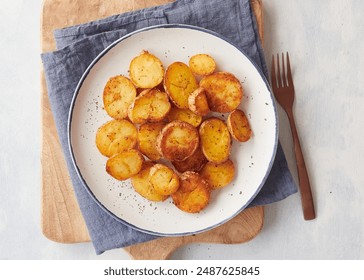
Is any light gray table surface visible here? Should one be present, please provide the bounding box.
[0,0,363,260]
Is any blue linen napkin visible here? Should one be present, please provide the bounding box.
[41,0,297,255]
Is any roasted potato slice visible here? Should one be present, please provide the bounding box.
[199,118,231,163]
[200,159,235,189]
[172,146,207,173]
[129,51,164,88]
[128,89,171,124]
[189,54,216,76]
[164,62,198,108]
[166,106,202,127]
[149,163,180,195]
[171,171,210,213]
[131,161,168,202]
[227,109,252,142]
[106,149,145,181]
[188,87,210,116]
[138,122,165,160]
[95,119,138,157]
[156,120,199,162]
[200,71,243,113]
[103,75,137,120]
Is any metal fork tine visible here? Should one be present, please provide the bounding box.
[276,53,283,88]
[281,53,287,87]
[286,52,293,88]
[271,54,277,88]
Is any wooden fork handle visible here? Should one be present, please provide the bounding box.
[286,109,316,220]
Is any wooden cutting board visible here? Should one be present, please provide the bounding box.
[40,0,265,260]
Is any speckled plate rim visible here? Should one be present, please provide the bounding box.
[68,23,278,237]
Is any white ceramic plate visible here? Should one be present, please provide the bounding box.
[68,24,278,236]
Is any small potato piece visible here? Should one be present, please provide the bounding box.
[131,161,168,202]
[157,121,199,162]
[172,146,207,173]
[171,171,210,213]
[128,89,171,124]
[103,75,136,119]
[189,54,216,76]
[164,62,199,109]
[200,72,243,113]
[167,106,202,127]
[200,159,235,189]
[129,51,164,88]
[199,118,231,163]
[95,119,138,157]
[106,149,144,181]
[149,163,180,195]
[227,109,252,142]
[188,87,210,116]
[138,122,165,160]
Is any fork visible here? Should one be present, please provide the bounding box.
[271,52,316,220]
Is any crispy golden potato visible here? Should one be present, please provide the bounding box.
[95,119,138,158]
[156,121,199,162]
[171,171,210,213]
[97,50,251,214]
[129,51,164,88]
[138,122,165,160]
[103,75,136,120]
[106,149,145,181]
[172,146,207,173]
[200,72,243,113]
[227,109,252,142]
[149,163,180,195]
[188,87,210,116]
[189,54,216,76]
[199,118,231,163]
[166,106,202,127]
[164,62,198,109]
[128,89,171,124]
[200,159,235,189]
[131,161,168,202]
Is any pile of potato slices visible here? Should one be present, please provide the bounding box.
[95,50,252,214]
